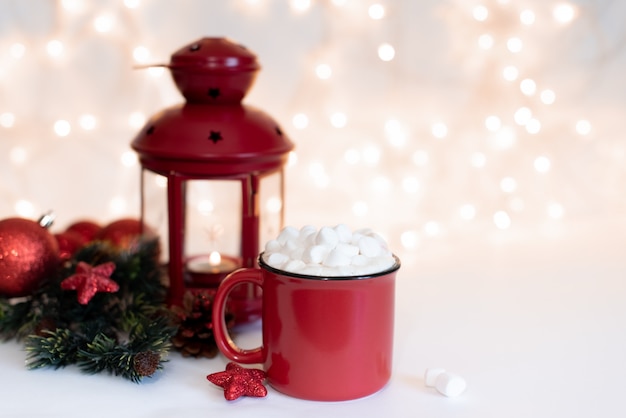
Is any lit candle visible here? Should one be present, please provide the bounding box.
[213,251,237,272]
[186,251,240,287]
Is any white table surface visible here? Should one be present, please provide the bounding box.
[2,219,625,418]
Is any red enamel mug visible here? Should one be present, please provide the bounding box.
[212,254,400,401]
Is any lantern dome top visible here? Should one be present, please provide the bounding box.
[131,37,293,177]
[169,37,260,73]
[161,37,261,104]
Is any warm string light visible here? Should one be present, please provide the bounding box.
[133,46,151,63]
[0,0,611,257]
[1,0,157,219]
[124,0,141,9]
[315,63,332,80]
[79,114,97,130]
[553,3,576,24]
[93,14,116,33]
[46,39,64,57]
[472,5,489,22]
[120,151,138,167]
[10,43,26,59]
[9,147,28,165]
[478,33,494,50]
[15,199,36,218]
[290,0,311,13]
[576,119,591,136]
[377,42,395,62]
[54,120,71,137]
[520,9,536,25]
[128,111,146,129]
[368,4,385,20]
[0,112,16,128]
[431,122,448,139]
[292,113,309,129]
[330,112,347,128]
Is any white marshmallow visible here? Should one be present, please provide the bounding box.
[315,226,339,249]
[336,265,358,276]
[265,239,282,253]
[263,225,396,276]
[283,259,306,273]
[369,232,389,249]
[350,254,369,266]
[334,224,353,243]
[435,372,467,397]
[318,266,338,277]
[350,232,365,246]
[323,249,352,267]
[299,225,317,240]
[302,245,329,264]
[286,247,304,263]
[368,257,394,273]
[424,368,446,387]
[358,236,383,257]
[284,238,300,252]
[266,252,289,268]
[277,226,300,245]
[335,242,359,257]
[354,227,373,237]
[299,265,324,276]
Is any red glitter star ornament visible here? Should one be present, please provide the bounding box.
[60,261,119,304]
[207,362,267,401]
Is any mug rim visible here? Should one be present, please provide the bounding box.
[258,252,401,281]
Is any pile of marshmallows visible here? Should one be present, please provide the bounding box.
[262,224,396,277]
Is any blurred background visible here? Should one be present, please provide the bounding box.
[1,0,625,265]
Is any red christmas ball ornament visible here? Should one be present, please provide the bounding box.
[95,218,154,249]
[65,220,101,243]
[54,231,85,261]
[0,217,60,297]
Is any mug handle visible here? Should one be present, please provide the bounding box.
[211,268,264,364]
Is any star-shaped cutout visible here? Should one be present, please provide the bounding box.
[207,88,220,99]
[207,362,267,401]
[60,261,119,305]
[208,130,223,144]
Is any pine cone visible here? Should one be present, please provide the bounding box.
[134,351,161,377]
[171,290,234,358]
[33,317,57,337]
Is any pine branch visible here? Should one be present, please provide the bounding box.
[76,317,176,383]
[25,329,85,369]
[3,236,179,383]
[0,298,38,340]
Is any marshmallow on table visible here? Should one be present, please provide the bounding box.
[424,367,446,387]
[424,368,467,398]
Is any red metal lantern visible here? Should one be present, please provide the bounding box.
[131,37,294,323]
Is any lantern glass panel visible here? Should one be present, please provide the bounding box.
[185,179,241,263]
[259,170,285,248]
[141,169,168,260]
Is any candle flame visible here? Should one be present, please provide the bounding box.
[209,250,222,266]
